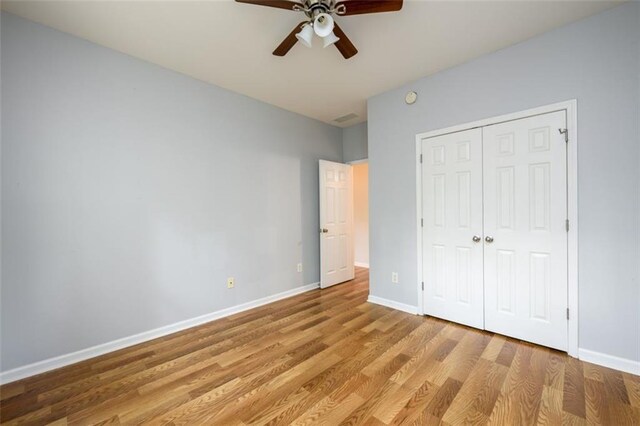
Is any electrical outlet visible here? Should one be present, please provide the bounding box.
[297,263,303,273]
[391,272,399,284]
[227,277,235,289]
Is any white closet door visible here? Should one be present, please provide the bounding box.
[422,128,484,329]
[483,111,568,351]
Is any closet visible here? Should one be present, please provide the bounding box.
[420,110,568,351]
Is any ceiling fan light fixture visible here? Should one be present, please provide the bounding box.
[322,31,340,48]
[313,13,334,37]
[295,23,314,48]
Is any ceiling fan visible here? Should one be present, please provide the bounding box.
[236,0,403,59]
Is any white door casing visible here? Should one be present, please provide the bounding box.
[319,160,354,288]
[482,111,568,351]
[421,128,485,329]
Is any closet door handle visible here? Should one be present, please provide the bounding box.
[485,236,494,243]
[472,235,481,243]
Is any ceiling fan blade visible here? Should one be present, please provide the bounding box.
[336,0,403,15]
[332,23,358,59]
[235,0,303,11]
[273,22,306,56]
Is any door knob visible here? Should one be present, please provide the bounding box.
[472,235,481,243]
[320,228,328,233]
[485,236,494,243]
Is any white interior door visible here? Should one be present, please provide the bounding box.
[483,111,568,351]
[319,160,354,288]
[421,128,484,329]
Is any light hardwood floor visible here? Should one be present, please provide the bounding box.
[1,268,639,425]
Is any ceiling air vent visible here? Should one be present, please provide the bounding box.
[334,113,358,123]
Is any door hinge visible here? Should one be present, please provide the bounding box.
[566,308,570,320]
[421,218,424,227]
[565,219,570,232]
[421,282,424,291]
[559,128,568,143]
[419,154,423,164]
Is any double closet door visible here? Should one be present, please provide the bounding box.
[421,111,568,351]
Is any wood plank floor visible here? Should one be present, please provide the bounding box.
[1,268,638,425]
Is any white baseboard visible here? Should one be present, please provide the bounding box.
[354,262,370,268]
[578,348,640,376]
[367,295,418,315]
[0,282,320,385]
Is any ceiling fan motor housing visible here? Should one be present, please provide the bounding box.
[306,0,331,13]
[298,0,344,19]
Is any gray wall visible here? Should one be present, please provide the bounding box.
[342,122,368,162]
[368,2,639,362]
[0,13,342,372]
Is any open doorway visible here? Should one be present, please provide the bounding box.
[352,161,369,270]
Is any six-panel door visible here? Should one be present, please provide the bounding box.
[422,128,485,329]
[319,160,354,288]
[482,111,568,351]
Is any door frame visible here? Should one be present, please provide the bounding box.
[415,99,578,357]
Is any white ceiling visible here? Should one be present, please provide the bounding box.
[2,0,621,127]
